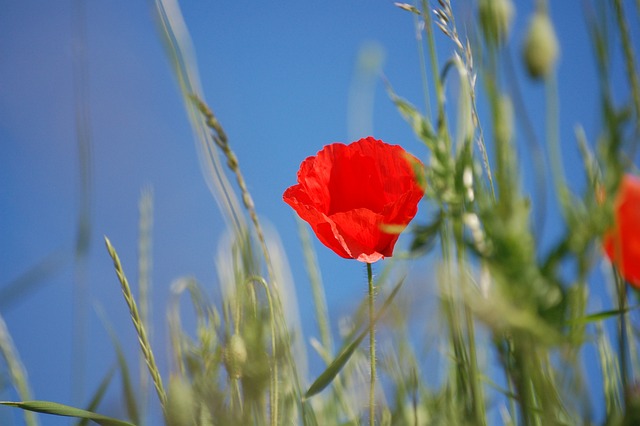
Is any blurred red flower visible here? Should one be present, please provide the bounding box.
[283,137,424,263]
[604,174,640,288]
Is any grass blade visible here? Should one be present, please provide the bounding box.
[0,313,38,426]
[304,276,406,399]
[0,401,133,426]
[566,305,640,326]
[77,365,117,426]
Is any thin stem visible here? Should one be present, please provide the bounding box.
[137,187,153,420]
[421,0,446,138]
[368,262,376,426]
[612,0,640,146]
[414,10,431,118]
[193,96,275,284]
[297,218,332,353]
[545,73,570,216]
[614,269,629,404]
[247,276,278,426]
[0,314,37,426]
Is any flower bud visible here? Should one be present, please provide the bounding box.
[166,375,195,426]
[479,0,515,46]
[522,12,559,79]
[224,334,248,378]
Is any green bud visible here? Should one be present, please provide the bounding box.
[166,375,195,426]
[224,334,248,378]
[523,12,559,79]
[479,0,515,46]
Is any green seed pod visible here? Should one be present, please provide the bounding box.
[224,334,248,378]
[479,0,515,46]
[166,375,195,426]
[523,12,559,79]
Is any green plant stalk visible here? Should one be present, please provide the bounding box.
[413,9,431,119]
[614,270,629,404]
[612,0,640,144]
[137,187,153,422]
[194,97,312,417]
[457,245,485,425]
[152,0,246,239]
[297,218,355,420]
[192,96,276,287]
[421,0,447,138]
[505,339,518,423]
[247,276,278,426]
[368,262,376,426]
[104,236,167,417]
[512,338,536,426]
[297,218,332,354]
[0,315,38,426]
[439,221,472,419]
[596,323,623,417]
[544,74,572,217]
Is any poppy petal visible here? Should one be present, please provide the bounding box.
[283,137,424,263]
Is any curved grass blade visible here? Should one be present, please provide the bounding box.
[77,365,117,426]
[0,401,133,426]
[304,276,406,399]
[0,313,38,426]
[95,305,140,425]
[566,305,640,326]
[0,249,69,310]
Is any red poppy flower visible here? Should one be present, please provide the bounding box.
[603,174,640,288]
[283,137,424,263]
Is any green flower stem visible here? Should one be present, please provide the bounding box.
[367,262,376,426]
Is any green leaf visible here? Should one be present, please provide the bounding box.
[96,306,140,425]
[410,212,443,253]
[385,82,435,148]
[566,305,640,326]
[77,365,117,426]
[110,332,140,425]
[304,277,406,399]
[0,401,134,426]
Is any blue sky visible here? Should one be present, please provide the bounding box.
[1,0,639,424]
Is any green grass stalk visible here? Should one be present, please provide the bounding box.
[612,0,640,145]
[614,269,629,404]
[421,0,446,136]
[0,314,38,426]
[192,96,276,287]
[247,276,279,426]
[297,218,357,421]
[297,218,332,354]
[137,188,153,421]
[104,236,167,417]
